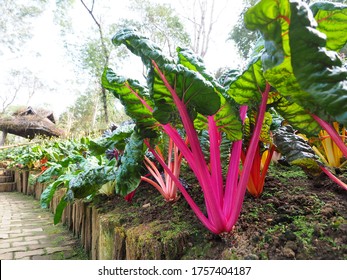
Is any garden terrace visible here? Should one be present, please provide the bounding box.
[0,166,346,260]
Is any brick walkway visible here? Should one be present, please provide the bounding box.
[0,192,87,260]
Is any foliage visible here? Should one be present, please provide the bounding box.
[0,0,48,54]
[273,124,347,190]
[141,135,186,202]
[273,125,322,176]
[244,0,347,128]
[2,0,347,236]
[243,0,347,190]
[129,0,191,56]
[102,28,272,234]
[228,0,260,60]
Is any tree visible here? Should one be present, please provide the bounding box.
[176,0,229,58]
[58,89,128,137]
[80,0,111,124]
[59,91,99,137]
[0,0,48,55]
[0,69,43,114]
[0,69,44,145]
[129,0,191,56]
[228,0,259,60]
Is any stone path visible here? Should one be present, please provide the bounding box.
[0,192,87,260]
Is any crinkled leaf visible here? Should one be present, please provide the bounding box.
[112,27,172,69]
[102,68,158,138]
[40,173,73,208]
[244,111,272,144]
[151,63,221,123]
[60,154,85,168]
[226,47,267,105]
[115,131,145,196]
[176,47,242,140]
[218,69,241,90]
[88,123,135,155]
[245,0,291,71]
[268,91,320,136]
[310,1,347,52]
[273,125,321,176]
[37,163,63,183]
[245,0,347,129]
[212,96,242,141]
[176,47,216,83]
[112,28,221,124]
[289,0,347,126]
[69,161,116,199]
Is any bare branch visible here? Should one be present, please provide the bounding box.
[80,0,110,123]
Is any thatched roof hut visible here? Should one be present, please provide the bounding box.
[0,107,64,140]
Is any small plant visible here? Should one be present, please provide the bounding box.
[312,122,347,169]
[141,136,186,202]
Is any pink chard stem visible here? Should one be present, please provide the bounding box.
[228,83,271,229]
[151,60,226,231]
[311,114,347,158]
[144,139,219,233]
[223,105,248,218]
[208,115,224,206]
[320,166,347,191]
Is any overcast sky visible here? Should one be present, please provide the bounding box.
[0,0,244,117]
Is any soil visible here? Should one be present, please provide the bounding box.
[92,164,347,260]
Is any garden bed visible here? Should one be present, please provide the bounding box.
[69,165,347,260]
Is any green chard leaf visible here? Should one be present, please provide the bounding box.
[273,125,322,176]
[310,1,347,52]
[289,0,347,126]
[268,91,319,135]
[176,47,242,140]
[88,123,135,155]
[115,130,145,196]
[244,0,347,134]
[226,48,267,105]
[112,27,173,69]
[112,28,222,128]
[40,174,74,208]
[54,195,68,225]
[68,165,111,199]
[176,47,216,83]
[102,68,158,138]
[151,63,221,123]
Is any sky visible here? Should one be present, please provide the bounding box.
[0,0,244,117]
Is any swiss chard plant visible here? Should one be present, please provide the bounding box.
[102,28,272,234]
[38,126,139,224]
[273,124,347,190]
[244,0,347,189]
[141,134,187,202]
[312,122,347,170]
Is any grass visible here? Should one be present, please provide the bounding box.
[267,164,307,184]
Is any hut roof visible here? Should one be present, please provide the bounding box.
[0,107,64,139]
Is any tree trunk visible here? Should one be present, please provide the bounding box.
[0,130,8,146]
[101,87,109,124]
